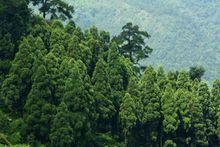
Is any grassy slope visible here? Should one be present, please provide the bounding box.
[66,0,220,82]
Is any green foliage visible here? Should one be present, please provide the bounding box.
[162,84,178,134]
[189,66,205,81]
[0,7,220,146]
[25,64,56,144]
[119,93,137,145]
[92,58,115,132]
[0,34,14,80]
[0,0,30,44]
[30,0,74,20]
[50,102,74,147]
[70,0,220,82]
[62,61,95,146]
[163,140,176,147]
[140,66,160,122]
[116,22,152,66]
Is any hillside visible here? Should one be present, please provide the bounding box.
[1,0,220,146]
[67,0,220,82]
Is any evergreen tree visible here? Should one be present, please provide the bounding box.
[163,140,177,147]
[188,93,207,146]
[92,58,115,132]
[63,60,95,146]
[87,38,103,76]
[162,84,179,136]
[211,80,220,144]
[44,52,61,105]
[127,76,143,122]
[50,102,74,147]
[1,36,45,116]
[197,82,215,144]
[29,0,74,20]
[107,43,130,137]
[119,93,137,145]
[189,66,205,81]
[25,65,55,144]
[157,66,168,91]
[174,89,192,145]
[139,66,161,145]
[176,70,191,90]
[31,21,51,51]
[67,36,92,67]
[0,34,14,81]
[0,0,30,45]
[65,21,76,35]
[50,27,69,50]
[116,22,153,65]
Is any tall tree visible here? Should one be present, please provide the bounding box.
[189,66,205,81]
[211,80,220,145]
[25,64,55,145]
[176,71,191,90]
[116,22,153,66]
[119,93,137,145]
[162,84,179,138]
[92,58,115,132]
[197,82,215,144]
[1,36,45,116]
[29,0,74,20]
[0,34,14,82]
[63,60,95,146]
[50,102,74,147]
[0,0,30,45]
[107,43,132,137]
[139,66,161,146]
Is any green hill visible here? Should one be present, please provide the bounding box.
[67,0,220,82]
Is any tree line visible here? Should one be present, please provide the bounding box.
[0,0,219,146]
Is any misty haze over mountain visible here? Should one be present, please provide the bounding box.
[67,0,220,82]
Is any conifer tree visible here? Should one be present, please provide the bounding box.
[88,38,103,76]
[31,22,51,51]
[25,64,55,144]
[189,66,205,81]
[188,93,207,146]
[176,71,191,90]
[50,102,74,147]
[92,58,115,132]
[0,34,14,81]
[29,0,74,20]
[65,21,76,35]
[139,66,161,145]
[119,93,137,145]
[67,36,92,67]
[127,76,143,122]
[162,84,179,135]
[211,80,220,143]
[0,0,30,46]
[197,82,215,143]
[174,89,191,145]
[44,52,61,105]
[107,43,129,136]
[116,22,152,65]
[1,36,45,116]
[157,66,168,91]
[63,60,95,146]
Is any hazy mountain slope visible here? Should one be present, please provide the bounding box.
[66,0,220,82]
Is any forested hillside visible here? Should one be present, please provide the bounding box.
[69,0,220,82]
[0,0,220,146]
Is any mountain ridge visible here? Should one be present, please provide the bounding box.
[66,0,220,82]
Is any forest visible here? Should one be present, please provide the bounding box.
[0,0,219,146]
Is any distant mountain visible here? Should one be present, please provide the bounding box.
[66,0,220,82]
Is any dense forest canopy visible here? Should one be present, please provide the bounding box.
[69,0,220,82]
[0,0,220,146]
